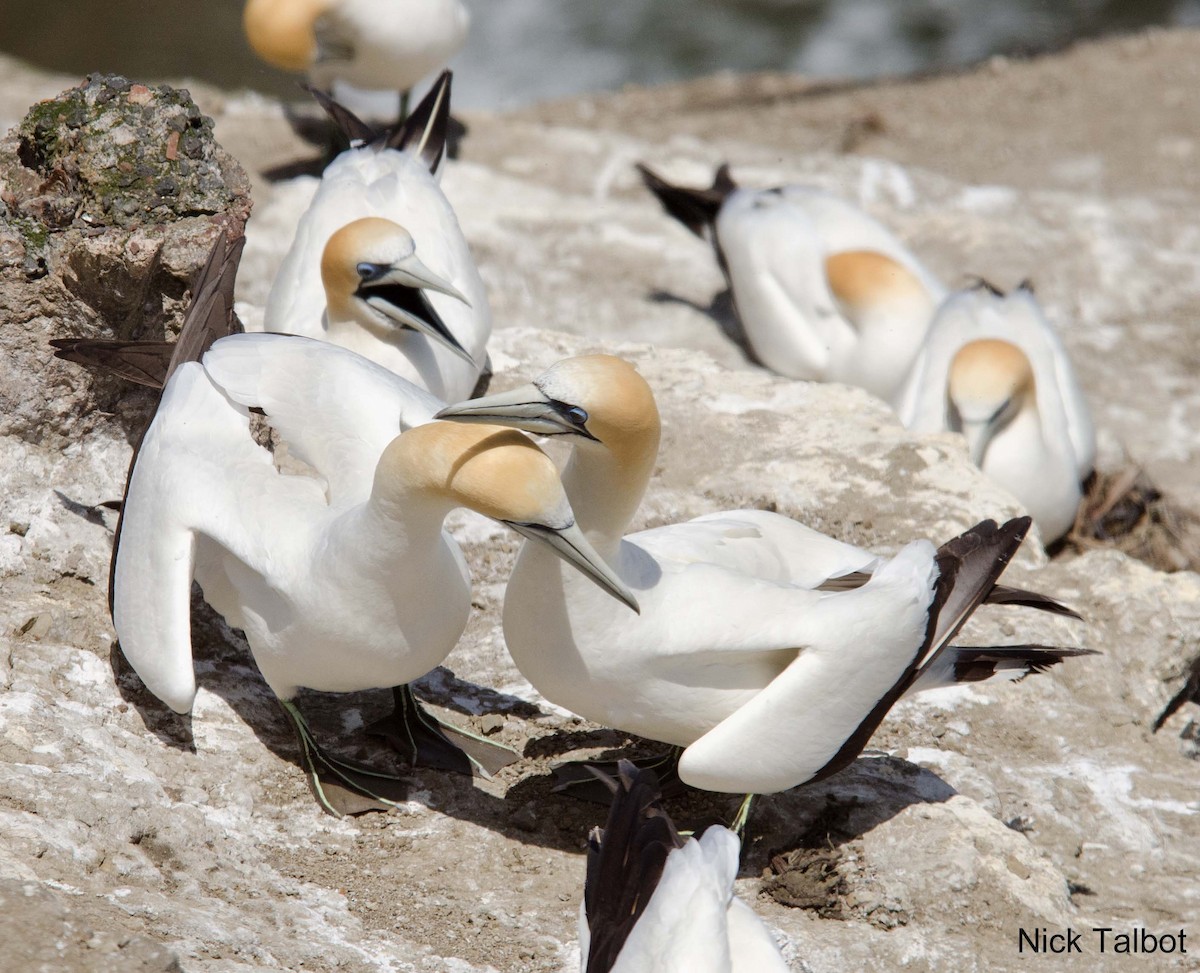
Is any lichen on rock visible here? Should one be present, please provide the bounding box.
[0,75,251,446]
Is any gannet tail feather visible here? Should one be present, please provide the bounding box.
[49,232,243,391]
[984,583,1082,619]
[911,644,1098,692]
[107,231,245,616]
[305,84,380,146]
[583,761,684,973]
[387,70,452,173]
[49,338,175,389]
[636,162,737,239]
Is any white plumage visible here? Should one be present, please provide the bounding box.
[438,355,1088,796]
[243,0,469,98]
[258,77,491,402]
[113,334,629,808]
[639,164,944,404]
[896,284,1095,544]
[579,764,789,973]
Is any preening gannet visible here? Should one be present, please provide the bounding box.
[111,332,633,814]
[580,762,789,973]
[259,75,492,402]
[243,0,469,111]
[638,163,943,404]
[437,356,1091,805]
[896,282,1095,545]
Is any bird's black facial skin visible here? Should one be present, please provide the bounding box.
[544,397,596,440]
[356,262,391,284]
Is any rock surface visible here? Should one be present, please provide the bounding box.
[2,31,1199,973]
[0,74,250,447]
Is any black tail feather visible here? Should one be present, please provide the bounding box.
[387,70,452,174]
[986,583,1082,620]
[303,84,380,147]
[636,162,736,239]
[583,762,684,973]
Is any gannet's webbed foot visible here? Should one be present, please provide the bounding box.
[551,747,684,804]
[279,699,412,817]
[366,684,519,777]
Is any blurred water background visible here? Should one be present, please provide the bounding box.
[2,0,1198,109]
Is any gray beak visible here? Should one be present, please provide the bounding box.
[436,383,597,441]
[503,519,639,614]
[360,255,475,366]
[961,419,993,467]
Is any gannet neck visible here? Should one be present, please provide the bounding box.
[560,437,654,554]
[243,0,328,71]
[538,356,661,549]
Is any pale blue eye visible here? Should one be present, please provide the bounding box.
[565,406,589,426]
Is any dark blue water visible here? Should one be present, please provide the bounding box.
[2,0,1198,109]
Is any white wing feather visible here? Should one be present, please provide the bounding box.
[201,333,442,508]
[112,363,325,713]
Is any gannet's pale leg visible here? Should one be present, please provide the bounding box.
[280,699,411,815]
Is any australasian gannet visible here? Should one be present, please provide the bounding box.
[896,281,1095,545]
[111,331,635,815]
[580,762,789,973]
[637,163,944,405]
[437,356,1092,813]
[243,0,469,116]
[259,74,492,402]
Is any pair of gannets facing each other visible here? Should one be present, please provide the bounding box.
[580,763,788,973]
[438,355,1092,800]
[638,163,945,406]
[896,282,1096,546]
[258,74,492,402]
[243,0,468,108]
[113,325,635,814]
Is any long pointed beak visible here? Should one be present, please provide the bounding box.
[436,384,598,440]
[362,257,475,366]
[389,253,470,306]
[503,520,639,614]
[961,419,993,467]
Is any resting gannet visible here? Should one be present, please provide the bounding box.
[580,762,789,973]
[638,163,943,405]
[112,332,634,814]
[437,356,1091,808]
[896,282,1095,545]
[259,74,491,402]
[243,0,469,115]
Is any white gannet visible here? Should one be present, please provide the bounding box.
[259,74,492,402]
[243,0,469,115]
[579,762,789,973]
[637,163,944,405]
[896,282,1095,545]
[437,355,1090,806]
[111,332,634,814]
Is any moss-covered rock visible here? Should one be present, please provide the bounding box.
[0,75,251,446]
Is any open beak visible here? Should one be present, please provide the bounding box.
[360,255,475,366]
[436,384,597,441]
[503,519,639,614]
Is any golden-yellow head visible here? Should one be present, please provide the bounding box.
[243,0,330,72]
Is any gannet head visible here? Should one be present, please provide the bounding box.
[378,422,639,613]
[947,339,1036,465]
[434,355,660,457]
[321,217,474,365]
[243,0,329,72]
[825,250,934,329]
